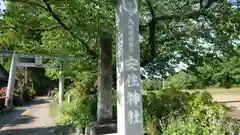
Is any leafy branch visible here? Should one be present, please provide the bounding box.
[142,0,216,67]
[6,0,98,59]
[7,0,48,10]
[0,25,60,31]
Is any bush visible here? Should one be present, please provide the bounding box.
[56,87,239,135]
[64,88,82,101]
[161,115,238,135]
[167,71,198,90]
[142,79,163,91]
[22,87,36,102]
[143,88,189,135]
[13,89,24,106]
[161,104,239,135]
[28,88,36,99]
[142,88,238,135]
[56,95,97,128]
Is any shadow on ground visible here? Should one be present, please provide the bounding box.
[0,125,76,135]
[7,115,37,127]
[219,100,240,103]
[0,126,56,135]
[0,109,26,128]
[23,98,51,107]
[0,98,50,129]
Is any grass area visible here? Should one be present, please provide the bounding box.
[145,87,240,102]
[206,87,240,95]
[182,87,240,102]
[194,87,240,102]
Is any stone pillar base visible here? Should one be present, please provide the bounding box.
[85,121,149,135]
[103,133,149,135]
[85,121,117,135]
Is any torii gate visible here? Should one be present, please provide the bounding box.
[0,52,68,107]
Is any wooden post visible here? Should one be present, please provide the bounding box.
[116,0,144,135]
[162,78,165,89]
[67,95,71,103]
[5,54,17,107]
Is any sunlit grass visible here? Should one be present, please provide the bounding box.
[206,87,240,95]
[175,87,240,102]
[184,87,240,95]
[202,87,240,102]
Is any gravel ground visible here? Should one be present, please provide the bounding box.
[0,97,56,135]
[212,94,240,119]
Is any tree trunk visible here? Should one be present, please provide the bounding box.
[97,31,113,124]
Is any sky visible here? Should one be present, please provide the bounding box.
[0,0,5,13]
[0,0,3,7]
[229,0,240,7]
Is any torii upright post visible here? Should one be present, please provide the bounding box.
[116,0,144,135]
[59,70,64,104]
[5,54,17,107]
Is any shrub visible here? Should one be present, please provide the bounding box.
[22,87,36,102]
[167,71,198,90]
[64,88,82,101]
[56,87,239,135]
[56,95,97,128]
[13,89,24,106]
[28,88,36,99]
[143,88,190,135]
[142,79,163,91]
[161,106,239,135]
[142,88,237,135]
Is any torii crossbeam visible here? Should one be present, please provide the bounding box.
[0,52,73,107]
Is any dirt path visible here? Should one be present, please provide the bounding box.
[212,94,240,119]
[0,97,56,135]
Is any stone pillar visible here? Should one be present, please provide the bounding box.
[5,54,17,107]
[59,71,64,104]
[116,0,144,135]
[97,31,113,123]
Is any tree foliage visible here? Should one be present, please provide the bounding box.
[167,71,198,89]
[197,55,240,88]
[0,0,239,79]
[166,54,240,89]
[140,0,240,75]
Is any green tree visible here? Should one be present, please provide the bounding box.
[167,71,197,90]
[140,0,240,75]
[195,53,240,88]
[0,0,239,128]
[0,0,239,77]
[213,56,240,88]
